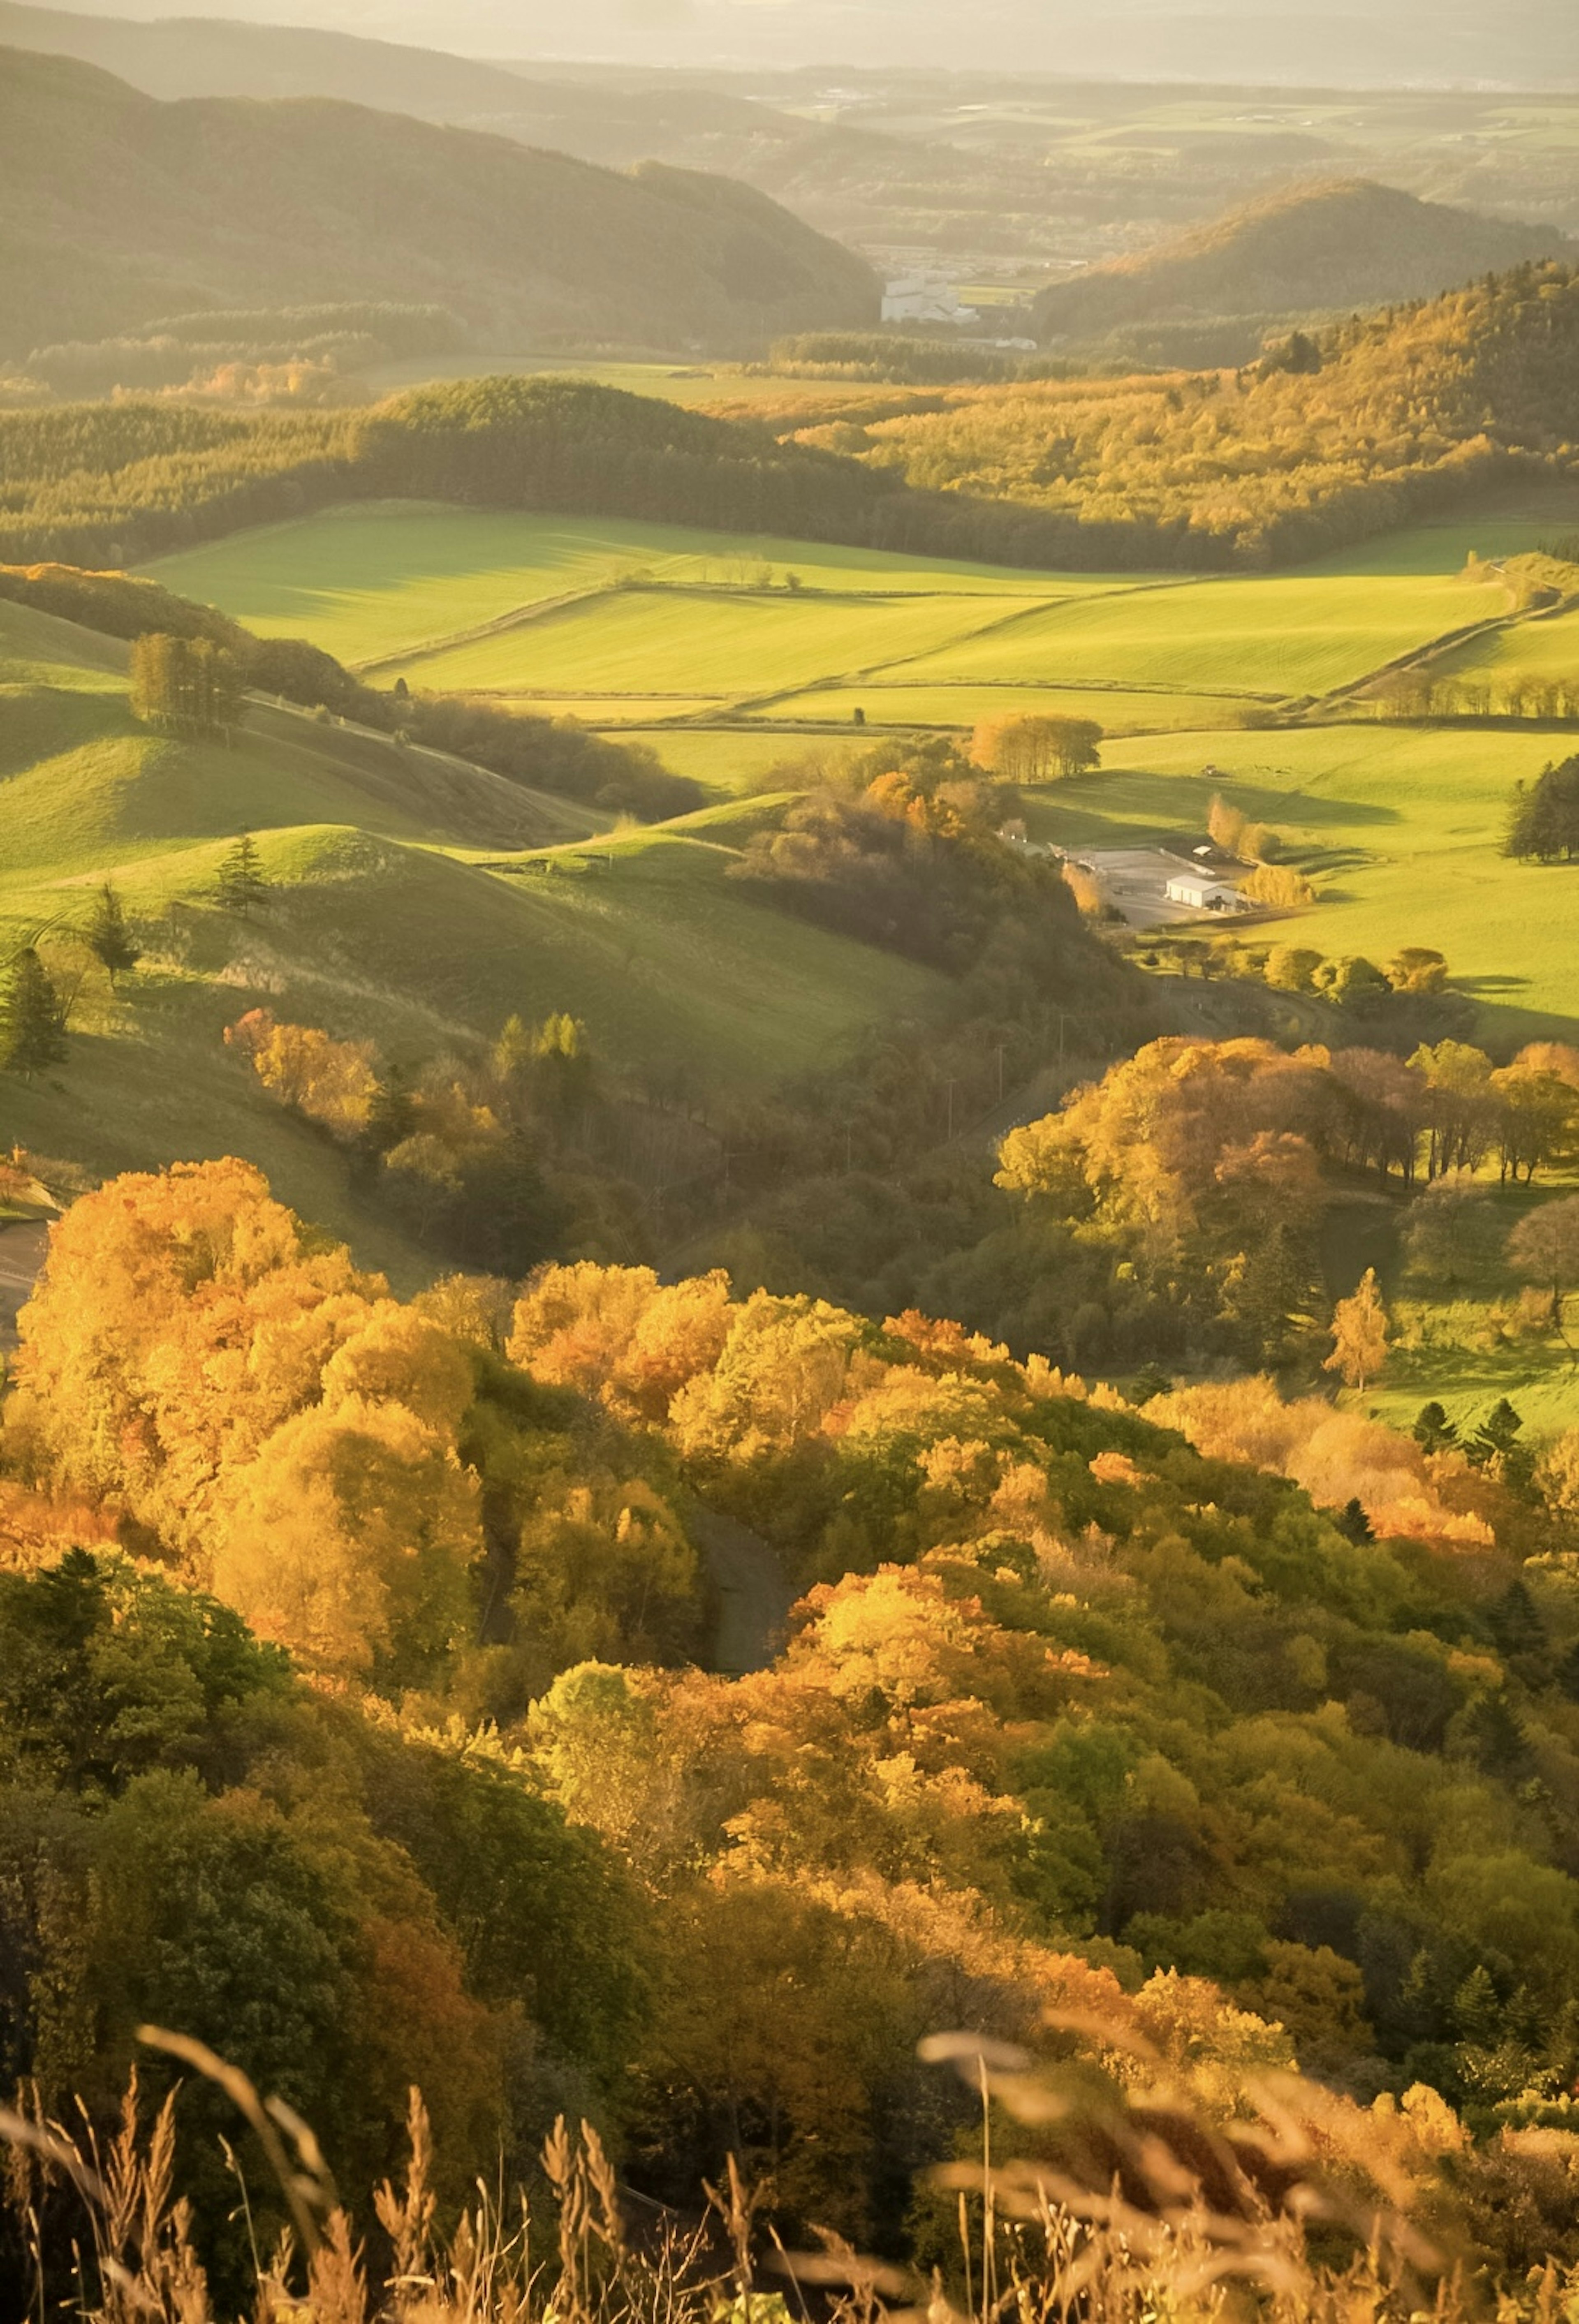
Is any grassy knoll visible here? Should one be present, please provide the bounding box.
[1023,722,1578,1042]
[0,617,944,1265]
[143,503,1093,668]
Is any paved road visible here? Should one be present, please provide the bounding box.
[0,1221,49,1355]
[688,1504,797,1677]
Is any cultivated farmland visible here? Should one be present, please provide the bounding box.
[137,493,1579,1054]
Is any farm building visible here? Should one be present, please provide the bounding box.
[1164,869,1249,913]
[882,274,979,326]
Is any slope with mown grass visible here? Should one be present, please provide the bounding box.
[0,606,946,1264]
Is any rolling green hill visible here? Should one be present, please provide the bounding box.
[1033,179,1574,346]
[0,599,944,1270]
[0,47,877,360]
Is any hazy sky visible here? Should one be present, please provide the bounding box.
[30,0,1575,76]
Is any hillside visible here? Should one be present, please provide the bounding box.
[0,47,878,360]
[1033,179,1574,346]
[0,595,955,1273]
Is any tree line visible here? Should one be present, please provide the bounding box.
[7,263,1579,576]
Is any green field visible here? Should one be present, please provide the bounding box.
[1435,603,1579,687]
[746,683,1256,732]
[358,354,892,411]
[381,584,1050,698]
[1025,721,1579,1042]
[144,503,1087,668]
[887,572,1512,700]
[0,606,942,1277]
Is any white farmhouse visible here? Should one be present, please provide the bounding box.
[881,274,979,326]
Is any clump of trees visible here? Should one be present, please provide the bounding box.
[970,712,1103,782]
[130,633,244,738]
[1506,756,1579,860]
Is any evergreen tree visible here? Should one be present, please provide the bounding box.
[0,948,66,1078]
[86,883,140,987]
[1334,1496,1375,1545]
[1412,1401,1459,1456]
[215,834,269,917]
[1467,1398,1535,1493]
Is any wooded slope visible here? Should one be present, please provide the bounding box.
[0,47,878,358]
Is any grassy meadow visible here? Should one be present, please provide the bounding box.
[132,490,1579,1060]
[1022,722,1577,1040]
[0,606,942,1276]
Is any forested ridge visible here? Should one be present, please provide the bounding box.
[10,1158,1579,2309]
[0,45,877,358]
[6,261,1579,573]
[1031,180,1574,346]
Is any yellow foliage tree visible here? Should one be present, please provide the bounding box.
[1324,1267,1390,1394]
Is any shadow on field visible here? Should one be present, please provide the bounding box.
[1049,768,1403,839]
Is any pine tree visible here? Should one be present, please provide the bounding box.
[0,949,67,1078]
[215,834,270,917]
[86,883,140,986]
[1322,1266,1389,1392]
[1412,1400,1458,1455]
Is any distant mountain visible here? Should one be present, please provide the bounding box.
[9,0,1574,85]
[1033,179,1576,347]
[0,48,878,360]
[0,0,837,167]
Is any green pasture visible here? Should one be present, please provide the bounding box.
[509,696,728,725]
[0,627,943,1260]
[744,682,1256,733]
[382,584,1042,698]
[1026,722,1579,1043]
[602,728,843,794]
[142,503,1100,669]
[889,571,1512,700]
[1435,604,1579,686]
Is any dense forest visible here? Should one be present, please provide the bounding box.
[9,1156,1579,2312]
[5,261,1579,573]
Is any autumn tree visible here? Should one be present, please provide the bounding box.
[130,632,244,738]
[1491,1065,1579,1184]
[1324,1267,1389,1392]
[225,1008,379,1139]
[85,883,140,987]
[970,713,1102,783]
[0,948,66,1077]
[1507,1195,1579,1336]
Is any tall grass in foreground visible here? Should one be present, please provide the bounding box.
[0,2021,1552,2324]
